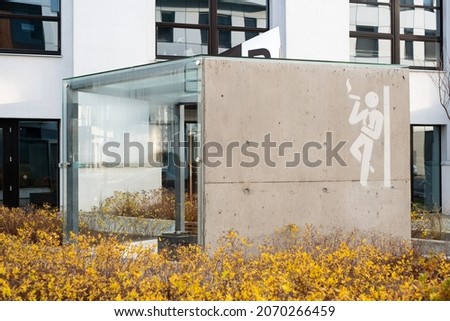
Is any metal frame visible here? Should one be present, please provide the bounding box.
[64,85,79,239]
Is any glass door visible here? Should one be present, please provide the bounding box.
[0,121,18,207]
[19,121,58,206]
[0,119,58,207]
[412,126,441,210]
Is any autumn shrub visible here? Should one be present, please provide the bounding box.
[0,205,62,244]
[411,205,443,240]
[1,219,450,301]
[97,188,197,222]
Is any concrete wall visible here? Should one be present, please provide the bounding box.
[0,0,73,119]
[73,0,155,76]
[202,58,410,247]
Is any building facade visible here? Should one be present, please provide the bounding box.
[0,0,449,215]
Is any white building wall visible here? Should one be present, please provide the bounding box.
[73,0,155,76]
[410,71,448,125]
[0,0,73,119]
[279,0,349,61]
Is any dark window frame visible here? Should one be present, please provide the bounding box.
[156,0,269,59]
[350,0,443,69]
[0,0,61,55]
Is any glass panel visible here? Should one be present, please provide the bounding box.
[0,17,44,50]
[400,8,440,36]
[157,27,208,56]
[0,0,59,18]
[218,29,262,53]
[19,121,58,207]
[354,0,390,3]
[350,4,391,33]
[64,58,202,241]
[0,18,58,51]
[424,40,439,61]
[403,28,414,60]
[218,0,267,28]
[350,37,391,64]
[156,0,209,24]
[402,0,440,6]
[42,20,58,51]
[244,17,258,39]
[412,126,441,210]
[400,40,440,67]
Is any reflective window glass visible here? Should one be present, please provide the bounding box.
[156,0,268,57]
[218,30,262,53]
[156,0,209,24]
[0,0,60,54]
[217,0,267,28]
[350,4,391,33]
[400,8,440,37]
[0,0,59,17]
[412,126,441,210]
[157,27,208,57]
[350,0,442,68]
[400,40,440,67]
[350,37,391,63]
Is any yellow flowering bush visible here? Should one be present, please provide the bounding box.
[1,209,450,301]
[0,205,62,244]
[411,205,444,240]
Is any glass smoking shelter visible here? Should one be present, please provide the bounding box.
[62,57,203,244]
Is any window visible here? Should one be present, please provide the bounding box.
[218,14,231,49]
[412,126,441,210]
[199,12,209,45]
[404,28,413,59]
[0,0,60,55]
[350,0,442,68]
[355,26,379,57]
[158,11,175,43]
[244,17,258,41]
[156,0,269,58]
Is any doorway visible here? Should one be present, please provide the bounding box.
[411,125,441,211]
[0,120,59,207]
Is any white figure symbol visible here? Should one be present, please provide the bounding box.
[347,79,384,187]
